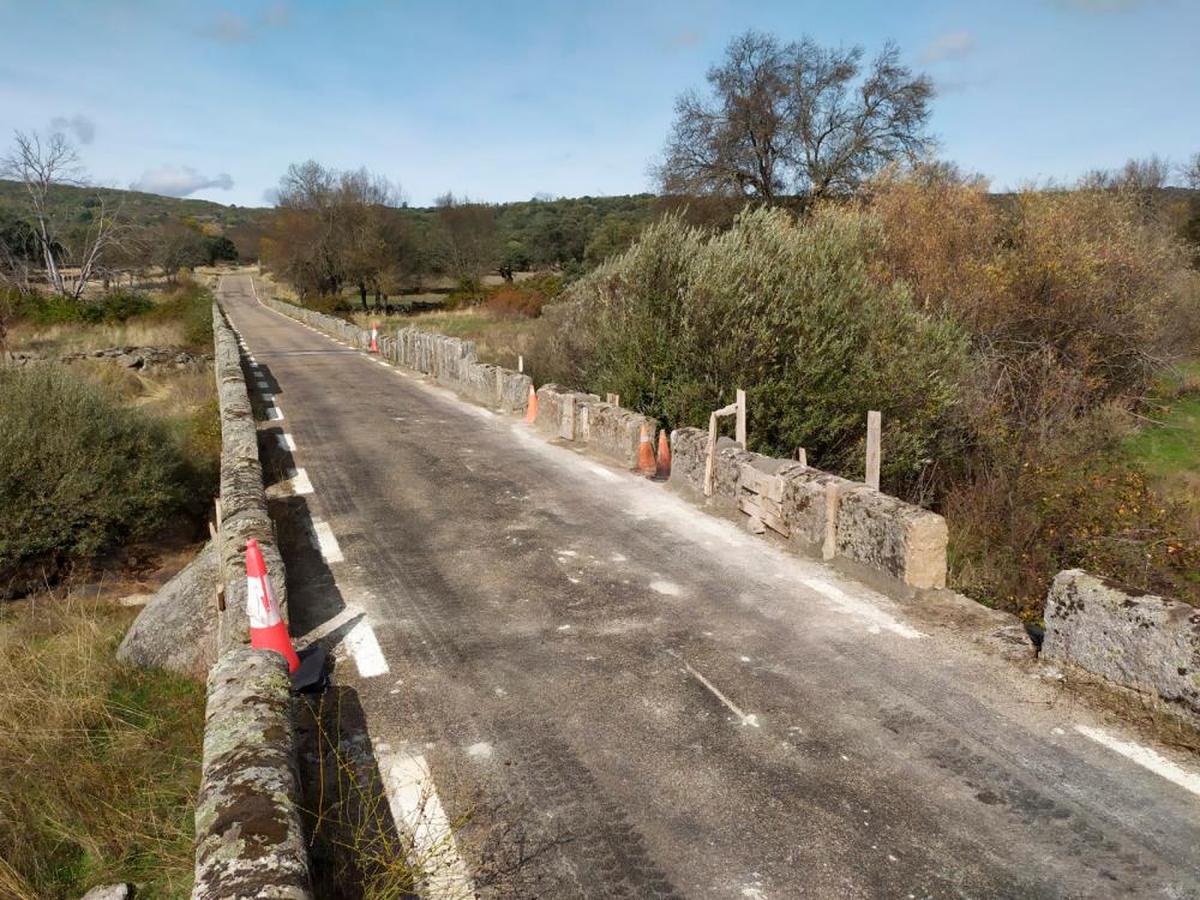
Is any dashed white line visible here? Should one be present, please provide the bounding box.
[286,467,313,495]
[256,379,270,389]
[344,619,389,678]
[265,405,283,421]
[374,743,476,898]
[1077,726,1200,798]
[311,519,344,563]
[275,432,296,451]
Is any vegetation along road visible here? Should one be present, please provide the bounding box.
[221,274,1200,898]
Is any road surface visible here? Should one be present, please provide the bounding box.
[218,274,1200,899]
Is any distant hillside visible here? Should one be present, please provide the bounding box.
[0,179,273,230]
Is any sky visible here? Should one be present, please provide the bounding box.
[1,0,1197,207]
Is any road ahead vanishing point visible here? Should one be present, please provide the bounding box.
[219,274,1200,899]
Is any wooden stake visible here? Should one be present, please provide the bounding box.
[797,447,807,467]
[606,393,619,406]
[214,497,223,526]
[865,410,881,490]
[517,354,524,373]
[822,480,840,561]
[735,389,747,448]
[704,412,719,497]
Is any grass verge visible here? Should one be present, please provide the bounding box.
[0,594,204,899]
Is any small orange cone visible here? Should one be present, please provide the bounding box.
[637,424,657,476]
[369,323,380,353]
[656,429,672,479]
[523,385,538,424]
[245,538,301,673]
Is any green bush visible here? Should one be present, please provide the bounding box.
[142,281,214,350]
[0,367,190,596]
[14,290,154,326]
[541,207,969,492]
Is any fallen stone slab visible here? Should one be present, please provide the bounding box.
[1043,569,1200,722]
[117,541,219,679]
[79,885,132,900]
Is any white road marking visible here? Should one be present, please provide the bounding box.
[799,577,924,639]
[275,432,296,451]
[286,467,314,495]
[256,379,269,388]
[374,743,475,898]
[586,463,620,482]
[650,580,682,596]
[295,605,362,647]
[673,653,760,728]
[344,619,389,678]
[1077,726,1200,797]
[265,405,283,420]
[260,392,275,402]
[311,519,344,563]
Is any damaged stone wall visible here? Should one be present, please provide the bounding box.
[266,298,533,417]
[1043,570,1200,724]
[669,427,947,591]
[193,304,312,898]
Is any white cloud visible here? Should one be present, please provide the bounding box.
[920,30,975,65]
[202,3,292,43]
[49,113,95,144]
[131,166,234,197]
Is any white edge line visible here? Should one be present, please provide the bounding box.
[375,745,476,897]
[265,405,283,421]
[1077,726,1200,797]
[275,432,296,451]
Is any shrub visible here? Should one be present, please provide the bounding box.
[141,281,214,350]
[540,207,970,491]
[0,367,190,596]
[486,285,547,318]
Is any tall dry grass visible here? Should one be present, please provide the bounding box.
[0,595,203,898]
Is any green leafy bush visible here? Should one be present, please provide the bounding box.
[141,280,213,350]
[14,290,154,325]
[539,207,969,491]
[0,367,190,596]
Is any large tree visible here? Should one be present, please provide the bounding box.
[658,31,934,203]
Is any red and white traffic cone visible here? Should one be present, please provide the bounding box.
[369,323,380,353]
[246,538,301,673]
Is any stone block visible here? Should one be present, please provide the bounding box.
[1043,570,1200,719]
[835,485,948,589]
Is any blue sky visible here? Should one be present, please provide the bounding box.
[1,0,1197,207]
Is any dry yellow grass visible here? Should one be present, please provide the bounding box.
[0,593,204,898]
[8,319,188,355]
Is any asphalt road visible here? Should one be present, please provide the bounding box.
[219,274,1200,899]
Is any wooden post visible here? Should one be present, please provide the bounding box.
[518,354,524,373]
[865,410,881,490]
[606,392,619,406]
[822,480,839,561]
[703,412,719,497]
[797,447,807,468]
[735,389,747,448]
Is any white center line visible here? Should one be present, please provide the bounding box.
[1077,726,1200,798]
[374,743,476,899]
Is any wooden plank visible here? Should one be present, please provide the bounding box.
[739,493,788,536]
[740,465,784,502]
[866,410,881,490]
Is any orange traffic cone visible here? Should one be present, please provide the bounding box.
[523,385,538,424]
[656,429,672,479]
[245,538,300,673]
[369,323,380,353]
[637,424,657,476]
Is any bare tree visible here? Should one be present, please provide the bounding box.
[1182,152,1200,190]
[657,31,934,203]
[434,192,499,287]
[1,130,125,300]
